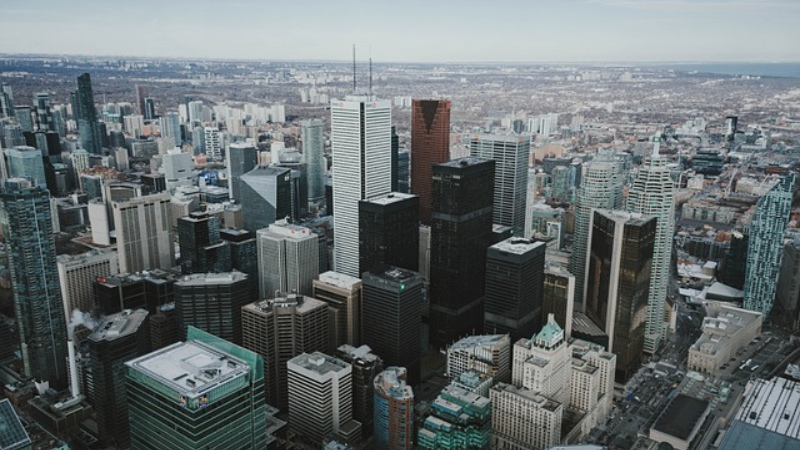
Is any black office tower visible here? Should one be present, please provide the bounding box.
[94,275,147,316]
[76,73,103,154]
[220,227,258,299]
[178,212,231,275]
[429,158,495,348]
[362,267,423,384]
[484,237,546,341]
[359,192,420,275]
[174,272,251,345]
[391,126,399,192]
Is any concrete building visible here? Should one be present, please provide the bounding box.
[57,250,119,319]
[336,345,384,438]
[777,235,800,329]
[687,302,762,375]
[490,383,562,450]
[649,395,711,450]
[373,367,414,450]
[418,385,492,450]
[203,126,221,161]
[512,314,571,405]
[314,271,363,348]
[112,193,174,274]
[447,334,511,384]
[174,272,250,345]
[257,220,319,297]
[162,149,193,193]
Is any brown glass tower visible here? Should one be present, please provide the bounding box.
[411,99,451,224]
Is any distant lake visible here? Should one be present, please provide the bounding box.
[655,63,800,79]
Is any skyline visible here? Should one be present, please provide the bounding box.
[1,0,798,63]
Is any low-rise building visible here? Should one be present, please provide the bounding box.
[687,302,762,375]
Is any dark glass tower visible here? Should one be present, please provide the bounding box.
[484,237,546,341]
[227,142,259,201]
[238,166,292,232]
[362,267,423,384]
[585,209,655,382]
[359,192,420,275]
[719,231,748,290]
[411,99,451,225]
[178,212,231,274]
[0,178,67,388]
[76,73,103,154]
[429,158,495,348]
[94,274,147,316]
[391,126,399,192]
[175,272,251,345]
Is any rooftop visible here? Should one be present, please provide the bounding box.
[337,344,381,365]
[88,309,149,343]
[317,271,362,290]
[362,192,418,206]
[491,237,546,255]
[736,377,800,438]
[438,157,491,168]
[288,352,350,378]
[0,398,31,450]
[450,334,509,351]
[718,420,800,450]
[491,383,561,412]
[176,272,248,286]
[651,394,710,440]
[260,220,315,240]
[245,294,326,315]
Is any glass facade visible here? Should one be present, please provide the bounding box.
[358,193,420,275]
[411,100,450,225]
[175,273,251,345]
[238,166,292,232]
[76,73,102,154]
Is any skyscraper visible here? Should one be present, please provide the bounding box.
[238,165,292,232]
[626,151,676,354]
[163,111,182,145]
[257,221,319,297]
[484,237,546,341]
[227,142,258,201]
[314,271,363,348]
[411,99,450,225]
[178,212,231,274]
[429,158,495,348]
[112,193,174,274]
[0,178,67,388]
[336,344,384,437]
[301,119,326,201]
[542,262,575,339]
[469,132,530,234]
[241,293,330,411]
[359,192,420,274]
[373,367,414,450]
[126,326,268,450]
[570,159,624,309]
[362,267,423,384]
[6,146,46,188]
[203,127,221,161]
[330,96,392,277]
[33,92,52,132]
[585,209,655,381]
[134,84,148,116]
[76,73,103,154]
[57,250,119,319]
[175,272,251,345]
[744,174,796,317]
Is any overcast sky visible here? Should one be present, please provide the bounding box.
[1,0,798,63]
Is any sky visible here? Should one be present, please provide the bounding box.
[0,0,798,63]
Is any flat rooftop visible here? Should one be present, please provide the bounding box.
[491,383,561,412]
[438,157,491,168]
[736,377,800,438]
[718,420,800,450]
[245,294,325,314]
[88,309,149,343]
[289,352,350,378]
[491,237,545,255]
[317,271,362,290]
[0,398,31,450]
[176,272,247,286]
[652,394,709,440]
[362,192,417,206]
[450,334,508,351]
[261,221,315,239]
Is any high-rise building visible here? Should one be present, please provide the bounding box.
[203,126,221,161]
[175,272,250,345]
[86,309,150,448]
[14,106,34,132]
[585,209,655,381]
[359,192,420,274]
[0,178,67,388]
[626,151,676,354]
[287,352,360,446]
[163,111,182,145]
[6,146,46,188]
[373,367,414,450]
[468,133,529,233]
[33,92,52,132]
[241,294,330,411]
[490,383,562,450]
[220,227,258,297]
[429,158,495,348]
[362,267,423,384]
[178,212,231,274]
[391,126,399,193]
[418,385,492,450]
[484,237,546,341]
[542,262,575,339]
[135,84,148,116]
[0,82,15,118]
[777,235,800,329]
[511,314,570,404]
[411,99,451,224]
[301,119,326,201]
[257,220,319,297]
[227,142,258,201]
[336,344,384,437]
[330,96,392,277]
[162,148,193,193]
[314,271,363,348]
[238,165,292,232]
[143,97,156,120]
[744,174,796,317]
[126,327,268,450]
[719,231,748,290]
[57,250,119,319]
[446,334,511,384]
[570,160,624,308]
[94,274,146,315]
[76,73,103,154]
[397,149,410,194]
[112,193,174,274]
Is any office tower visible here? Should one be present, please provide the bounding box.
[187,100,204,124]
[429,158,495,348]
[542,262,575,339]
[0,178,67,388]
[178,212,231,274]
[34,92,52,131]
[417,385,492,450]
[744,174,796,317]
[76,73,102,154]
[330,96,392,277]
[203,126,221,160]
[191,126,205,154]
[288,352,360,446]
[468,133,529,233]
[175,272,250,344]
[490,382,562,450]
[149,304,180,350]
[5,146,46,188]
[719,231,748,290]
[162,149,193,192]
[0,82,14,118]
[126,327,268,450]
[14,106,34,132]
[143,97,156,120]
[227,142,258,201]
[391,126,399,192]
[57,250,119,318]
[550,165,570,203]
[530,113,559,136]
[570,160,623,308]
[220,227,258,296]
[112,193,174,273]
[2,123,25,149]
[273,152,308,221]
[86,309,149,448]
[241,294,330,411]
[484,237,546,341]
[238,165,292,231]
[397,149,410,194]
[725,116,738,141]
[446,334,511,384]
[777,235,800,329]
[162,111,181,145]
[0,321,13,360]
[94,274,147,315]
[373,367,414,450]
[301,119,325,201]
[362,267,423,384]
[134,84,148,116]
[336,344,384,436]
[359,192,420,274]
[411,99,450,224]
[568,339,617,434]
[314,271,363,347]
[585,209,655,381]
[626,152,675,354]
[256,221,319,297]
[511,314,570,403]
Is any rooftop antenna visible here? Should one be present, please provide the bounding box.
[352,44,357,93]
[369,56,373,97]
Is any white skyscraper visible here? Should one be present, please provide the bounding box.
[57,250,119,318]
[626,140,676,354]
[162,148,193,193]
[330,96,392,277]
[257,220,320,298]
[203,126,221,161]
[112,193,174,273]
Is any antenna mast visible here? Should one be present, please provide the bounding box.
[352,45,357,93]
[369,57,373,96]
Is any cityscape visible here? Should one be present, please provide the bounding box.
[1,3,800,450]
